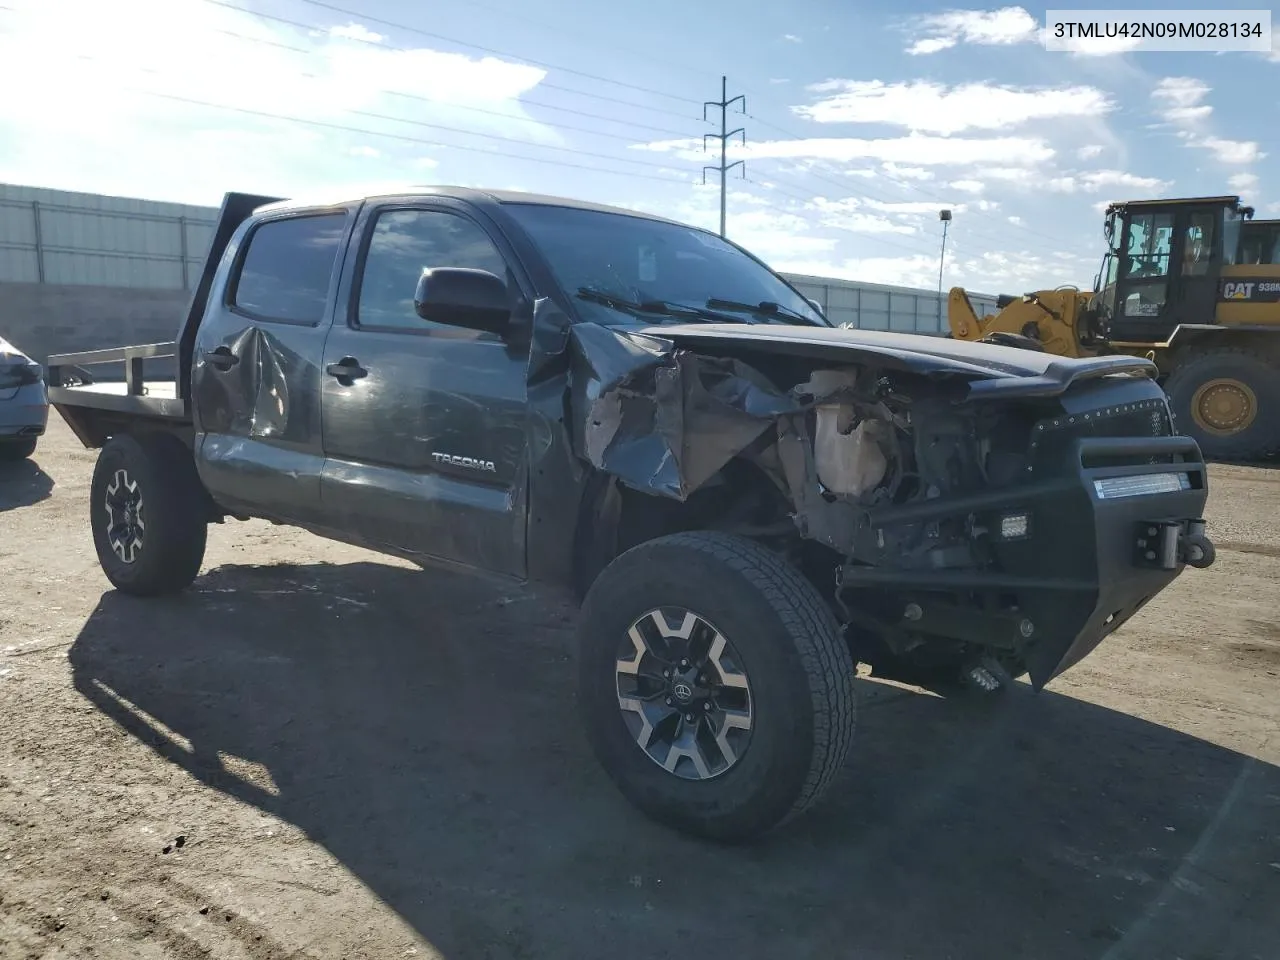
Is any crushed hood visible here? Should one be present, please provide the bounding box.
[633,322,1155,398]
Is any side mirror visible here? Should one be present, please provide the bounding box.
[414,267,511,334]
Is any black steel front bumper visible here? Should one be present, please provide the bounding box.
[840,434,1214,689]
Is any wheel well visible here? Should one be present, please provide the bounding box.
[570,455,840,605]
[96,425,223,523]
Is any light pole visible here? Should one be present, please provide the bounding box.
[937,209,952,332]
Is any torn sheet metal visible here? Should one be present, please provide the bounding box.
[566,321,802,501]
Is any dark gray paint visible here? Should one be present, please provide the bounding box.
[190,203,352,526]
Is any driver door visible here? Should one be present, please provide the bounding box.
[318,199,533,577]
[1110,209,1176,341]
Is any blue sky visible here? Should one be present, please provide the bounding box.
[0,0,1275,293]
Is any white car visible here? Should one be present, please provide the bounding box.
[0,336,48,461]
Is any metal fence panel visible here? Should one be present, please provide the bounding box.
[0,185,217,290]
[0,183,1008,328]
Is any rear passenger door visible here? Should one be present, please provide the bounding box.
[191,206,353,526]
[318,200,532,577]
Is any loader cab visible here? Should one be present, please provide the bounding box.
[1094,195,1252,343]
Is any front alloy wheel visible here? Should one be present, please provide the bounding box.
[578,531,857,843]
[616,608,753,781]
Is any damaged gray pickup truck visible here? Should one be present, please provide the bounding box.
[46,188,1217,843]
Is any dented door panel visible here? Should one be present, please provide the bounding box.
[191,207,354,525]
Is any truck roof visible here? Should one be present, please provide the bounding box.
[253,185,687,226]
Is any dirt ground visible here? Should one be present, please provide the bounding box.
[1,418,1278,960]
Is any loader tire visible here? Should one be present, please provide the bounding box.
[90,432,208,596]
[577,531,857,843]
[1164,347,1280,462]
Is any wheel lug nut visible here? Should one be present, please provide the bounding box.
[680,660,689,668]
[703,701,713,711]
[665,697,672,705]
[663,669,671,678]
[685,714,695,722]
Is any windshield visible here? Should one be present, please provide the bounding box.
[502,202,829,326]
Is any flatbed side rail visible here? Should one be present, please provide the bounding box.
[46,341,178,395]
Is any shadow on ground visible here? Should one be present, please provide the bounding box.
[68,561,1280,960]
[0,455,53,511]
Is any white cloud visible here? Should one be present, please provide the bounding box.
[903,7,1039,55]
[983,167,1038,183]
[950,179,985,193]
[1150,77,1264,167]
[1046,169,1171,194]
[1152,77,1213,123]
[1056,34,1143,57]
[769,78,790,84]
[349,145,381,158]
[636,132,1054,169]
[330,23,385,44]
[793,80,1113,136]
[1229,173,1259,194]
[783,33,802,43]
[1077,144,1104,160]
[782,246,1092,294]
[1008,215,1023,225]
[0,0,560,203]
[881,162,933,181]
[1194,137,1264,164]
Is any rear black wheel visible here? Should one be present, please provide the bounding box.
[1164,347,1280,461]
[0,438,37,461]
[577,531,857,842]
[90,432,209,596]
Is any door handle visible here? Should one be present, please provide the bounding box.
[201,347,239,370]
[326,357,367,383]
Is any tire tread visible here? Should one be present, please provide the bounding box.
[581,530,856,838]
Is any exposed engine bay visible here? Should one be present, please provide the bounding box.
[566,316,1209,690]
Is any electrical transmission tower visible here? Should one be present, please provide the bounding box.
[703,76,746,238]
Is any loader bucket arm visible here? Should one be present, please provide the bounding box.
[947,287,988,341]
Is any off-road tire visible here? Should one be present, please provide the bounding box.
[1163,347,1280,461]
[90,432,208,596]
[0,438,37,461]
[577,531,857,843]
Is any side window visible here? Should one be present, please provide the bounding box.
[1182,213,1215,276]
[232,213,347,324]
[357,209,508,330]
[1124,213,1174,279]
[1122,212,1174,318]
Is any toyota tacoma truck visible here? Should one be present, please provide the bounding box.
[46,188,1217,843]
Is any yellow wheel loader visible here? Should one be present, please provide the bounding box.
[949,196,1280,460]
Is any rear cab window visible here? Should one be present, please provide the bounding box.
[230,213,348,324]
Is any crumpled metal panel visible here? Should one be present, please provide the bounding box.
[565,321,801,501]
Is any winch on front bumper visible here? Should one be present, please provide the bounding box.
[834,430,1215,690]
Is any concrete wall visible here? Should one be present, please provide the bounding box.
[0,281,187,378]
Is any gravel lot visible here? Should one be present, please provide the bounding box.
[1,418,1278,960]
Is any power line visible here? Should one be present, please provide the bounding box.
[203,0,702,111]
[702,76,746,238]
[211,26,703,145]
[200,0,707,124]
[450,0,723,84]
[59,52,699,187]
